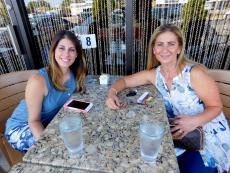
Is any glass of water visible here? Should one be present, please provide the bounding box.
[139,121,165,162]
[59,116,83,154]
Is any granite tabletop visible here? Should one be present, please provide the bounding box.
[9,162,100,173]
[23,76,180,173]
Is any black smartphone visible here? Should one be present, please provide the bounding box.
[126,90,137,97]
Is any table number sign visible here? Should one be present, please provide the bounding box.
[79,34,97,49]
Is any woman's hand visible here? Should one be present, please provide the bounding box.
[171,115,199,139]
[105,70,154,109]
[106,94,122,109]
[106,88,127,109]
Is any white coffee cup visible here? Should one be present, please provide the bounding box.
[99,74,110,85]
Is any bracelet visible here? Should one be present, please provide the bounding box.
[110,87,118,95]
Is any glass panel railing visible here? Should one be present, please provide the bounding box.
[0,0,27,74]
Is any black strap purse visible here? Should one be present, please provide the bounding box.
[169,118,204,151]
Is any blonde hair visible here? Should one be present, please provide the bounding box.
[48,30,87,92]
[147,24,192,73]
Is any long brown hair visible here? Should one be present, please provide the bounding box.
[48,30,87,92]
[147,24,190,73]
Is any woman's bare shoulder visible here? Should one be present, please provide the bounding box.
[191,65,210,80]
[191,65,216,89]
[28,73,45,83]
[27,73,47,92]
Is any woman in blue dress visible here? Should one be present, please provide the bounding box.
[106,24,230,173]
[5,30,87,152]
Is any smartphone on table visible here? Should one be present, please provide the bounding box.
[64,99,93,113]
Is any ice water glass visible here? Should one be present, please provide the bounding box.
[59,116,83,154]
[139,121,165,162]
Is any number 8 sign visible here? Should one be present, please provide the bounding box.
[79,34,97,49]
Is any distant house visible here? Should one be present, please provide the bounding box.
[205,0,230,19]
[205,0,230,10]
[70,1,93,16]
[152,0,187,6]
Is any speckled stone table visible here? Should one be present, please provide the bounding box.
[23,76,180,173]
[9,162,100,173]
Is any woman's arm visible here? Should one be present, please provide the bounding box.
[106,69,156,109]
[173,66,223,137]
[190,66,222,126]
[25,74,48,140]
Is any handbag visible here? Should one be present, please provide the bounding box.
[169,118,204,151]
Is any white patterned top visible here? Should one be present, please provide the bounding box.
[155,64,230,173]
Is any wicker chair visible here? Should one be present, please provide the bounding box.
[209,70,230,125]
[0,70,37,167]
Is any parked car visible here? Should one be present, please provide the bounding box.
[29,14,74,37]
[151,5,182,19]
[0,30,12,48]
[111,9,125,27]
[28,14,74,63]
[78,11,92,25]
[70,16,94,34]
[224,10,230,20]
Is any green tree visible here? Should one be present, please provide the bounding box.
[0,0,10,25]
[92,0,98,21]
[60,0,84,15]
[0,0,8,17]
[27,0,51,13]
[181,0,208,48]
[61,0,71,8]
[182,0,207,31]
[60,0,71,15]
[92,0,116,25]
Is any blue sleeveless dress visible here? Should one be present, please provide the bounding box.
[5,68,76,151]
[155,64,230,173]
